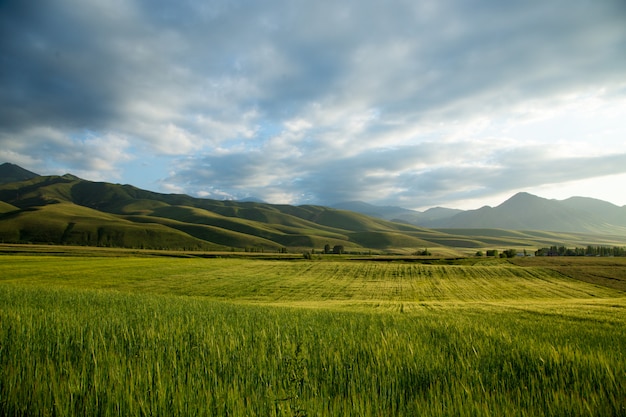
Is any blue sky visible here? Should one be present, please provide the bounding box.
[1,0,625,210]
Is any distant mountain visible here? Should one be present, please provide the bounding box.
[332,201,463,224]
[338,193,626,235]
[332,201,418,220]
[400,207,464,224]
[424,192,626,235]
[560,196,626,227]
[0,163,39,184]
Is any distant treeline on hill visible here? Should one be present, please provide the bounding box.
[535,245,626,257]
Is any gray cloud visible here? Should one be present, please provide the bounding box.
[162,139,626,208]
[1,0,626,208]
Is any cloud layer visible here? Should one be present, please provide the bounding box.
[2,0,626,208]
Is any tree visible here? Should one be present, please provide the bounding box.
[332,245,344,254]
[324,244,330,254]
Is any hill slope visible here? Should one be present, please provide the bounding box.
[1,165,626,251]
[0,173,473,252]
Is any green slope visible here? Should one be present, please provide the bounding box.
[435,228,626,248]
[2,174,626,252]
[0,201,18,214]
[347,231,436,250]
[125,214,286,250]
[0,175,449,251]
[0,202,223,250]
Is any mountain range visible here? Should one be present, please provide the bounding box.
[333,193,626,235]
[331,201,463,225]
[1,162,626,253]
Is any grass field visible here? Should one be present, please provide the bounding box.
[1,252,625,416]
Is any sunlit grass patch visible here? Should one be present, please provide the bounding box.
[0,256,621,303]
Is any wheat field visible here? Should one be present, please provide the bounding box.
[1,255,625,416]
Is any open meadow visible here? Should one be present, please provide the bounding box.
[1,250,625,416]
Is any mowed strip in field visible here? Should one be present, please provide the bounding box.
[0,256,622,307]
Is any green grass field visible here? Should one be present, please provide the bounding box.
[1,253,625,416]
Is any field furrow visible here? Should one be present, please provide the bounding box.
[1,256,621,304]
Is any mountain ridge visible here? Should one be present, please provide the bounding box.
[424,192,626,234]
[1,162,626,251]
[335,192,626,235]
[0,162,39,184]
[0,166,453,252]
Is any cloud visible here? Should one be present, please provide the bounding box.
[0,126,132,180]
[161,135,626,208]
[1,0,626,208]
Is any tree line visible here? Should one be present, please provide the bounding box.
[475,249,519,258]
[535,245,626,257]
[476,246,626,258]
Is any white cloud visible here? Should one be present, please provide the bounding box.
[0,126,133,180]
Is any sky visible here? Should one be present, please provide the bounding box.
[1,0,625,211]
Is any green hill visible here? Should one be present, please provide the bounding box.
[1,170,626,252]
[0,202,222,250]
[0,201,18,214]
[0,174,446,252]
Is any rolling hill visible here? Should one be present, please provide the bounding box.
[0,167,464,252]
[1,163,625,252]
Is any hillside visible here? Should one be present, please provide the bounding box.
[2,163,626,252]
[0,171,473,252]
[0,201,18,214]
